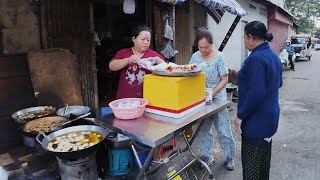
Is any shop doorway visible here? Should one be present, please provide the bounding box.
[93,0,150,107]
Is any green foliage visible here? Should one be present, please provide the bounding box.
[314,28,320,38]
[285,0,320,34]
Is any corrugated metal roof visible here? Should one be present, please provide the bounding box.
[266,0,297,20]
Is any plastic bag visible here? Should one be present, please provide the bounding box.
[116,100,140,108]
[136,58,156,69]
[279,49,288,63]
[161,41,176,59]
[164,19,174,40]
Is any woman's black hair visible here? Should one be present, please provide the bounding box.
[192,27,213,52]
[196,27,213,44]
[132,25,152,38]
[245,21,273,42]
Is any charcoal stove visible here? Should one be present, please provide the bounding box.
[56,153,98,180]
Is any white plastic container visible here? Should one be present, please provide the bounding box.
[205,88,213,104]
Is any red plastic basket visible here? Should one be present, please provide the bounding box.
[109,98,148,120]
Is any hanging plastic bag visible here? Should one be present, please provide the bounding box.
[161,41,176,59]
[164,19,174,40]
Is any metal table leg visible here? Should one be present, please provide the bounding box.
[182,117,206,152]
[133,145,155,180]
[136,117,215,180]
[181,132,214,179]
[165,129,215,180]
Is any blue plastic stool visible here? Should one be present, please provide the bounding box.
[100,107,113,116]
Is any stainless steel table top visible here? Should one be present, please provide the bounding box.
[94,100,231,147]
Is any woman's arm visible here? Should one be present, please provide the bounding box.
[212,75,228,96]
[188,53,197,64]
[109,55,136,71]
[237,60,266,120]
[213,53,229,95]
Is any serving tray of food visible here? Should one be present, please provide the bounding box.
[136,59,205,77]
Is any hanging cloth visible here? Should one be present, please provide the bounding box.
[158,0,248,24]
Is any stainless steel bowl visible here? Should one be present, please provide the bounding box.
[56,106,91,117]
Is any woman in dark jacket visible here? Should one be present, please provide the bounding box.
[234,21,282,180]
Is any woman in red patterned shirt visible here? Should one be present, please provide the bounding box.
[109,26,164,99]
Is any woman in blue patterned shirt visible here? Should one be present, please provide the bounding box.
[189,27,235,170]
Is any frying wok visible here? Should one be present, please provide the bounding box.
[22,116,68,138]
[36,125,109,160]
[12,106,56,124]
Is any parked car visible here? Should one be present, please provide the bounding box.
[290,34,312,61]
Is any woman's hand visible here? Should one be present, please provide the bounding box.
[109,55,138,71]
[128,55,139,64]
[212,75,228,96]
[154,57,165,64]
[234,116,242,135]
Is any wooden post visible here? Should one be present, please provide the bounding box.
[172,5,176,63]
[218,15,241,52]
[89,1,99,116]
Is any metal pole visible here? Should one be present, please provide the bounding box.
[218,15,241,52]
[136,148,155,180]
[131,144,143,169]
[182,117,206,152]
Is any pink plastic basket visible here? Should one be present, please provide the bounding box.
[109,98,148,120]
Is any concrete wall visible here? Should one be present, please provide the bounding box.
[268,9,294,55]
[207,0,268,71]
[288,25,295,39]
[268,20,289,55]
[0,0,40,54]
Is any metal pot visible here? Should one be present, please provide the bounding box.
[36,125,109,160]
[56,106,90,118]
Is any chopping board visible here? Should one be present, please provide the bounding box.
[27,48,83,107]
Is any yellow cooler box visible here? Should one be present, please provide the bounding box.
[143,73,205,118]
